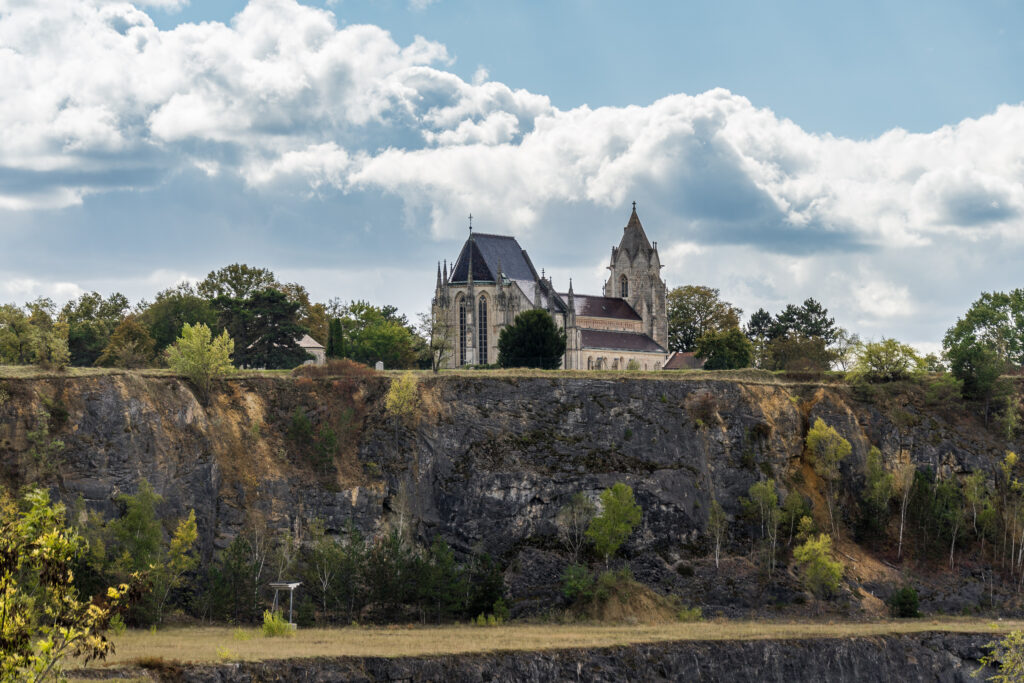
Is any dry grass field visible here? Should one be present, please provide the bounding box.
[78,619,1024,667]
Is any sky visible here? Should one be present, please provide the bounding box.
[2,0,1023,352]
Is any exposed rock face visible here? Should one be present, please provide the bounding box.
[153,633,993,682]
[0,372,1016,614]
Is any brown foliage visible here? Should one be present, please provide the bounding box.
[291,358,378,379]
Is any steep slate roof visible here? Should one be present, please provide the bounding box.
[617,205,653,260]
[449,233,538,283]
[581,329,666,353]
[563,293,641,321]
[297,334,324,350]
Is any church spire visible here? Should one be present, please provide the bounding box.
[619,201,653,261]
[435,261,442,290]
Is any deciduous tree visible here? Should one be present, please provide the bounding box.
[805,418,851,537]
[586,483,642,566]
[166,322,235,398]
[667,285,742,352]
[694,327,754,370]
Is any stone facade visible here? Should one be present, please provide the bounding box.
[432,206,669,369]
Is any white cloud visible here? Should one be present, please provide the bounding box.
[3,0,1024,347]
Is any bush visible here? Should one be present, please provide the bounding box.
[165,322,234,397]
[291,358,377,378]
[561,564,595,601]
[677,606,703,622]
[262,609,294,637]
[887,586,920,618]
[793,534,843,598]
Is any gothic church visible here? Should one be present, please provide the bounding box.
[432,205,669,370]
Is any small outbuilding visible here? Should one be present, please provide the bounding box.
[297,335,326,366]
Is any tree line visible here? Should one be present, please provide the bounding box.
[0,263,429,372]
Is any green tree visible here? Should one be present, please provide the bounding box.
[943,289,1024,417]
[694,326,754,370]
[334,301,418,369]
[197,263,279,300]
[978,629,1024,682]
[771,298,838,344]
[805,418,851,537]
[861,446,894,537]
[326,318,343,359]
[850,338,923,382]
[59,291,129,366]
[497,309,566,369]
[215,289,309,369]
[165,322,235,398]
[666,285,742,352]
[385,372,420,432]
[707,498,728,569]
[138,283,218,353]
[893,462,916,561]
[556,493,597,564]
[0,489,129,682]
[585,483,642,566]
[417,311,455,373]
[0,300,70,368]
[792,533,843,598]
[152,510,198,625]
[747,480,780,575]
[95,315,156,368]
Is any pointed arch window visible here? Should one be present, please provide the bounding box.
[620,274,629,298]
[477,294,488,365]
[458,296,467,365]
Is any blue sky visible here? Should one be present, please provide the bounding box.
[2,0,1023,350]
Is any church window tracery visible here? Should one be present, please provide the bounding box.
[620,274,629,298]
[477,295,488,364]
[458,296,467,365]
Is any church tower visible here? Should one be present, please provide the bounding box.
[604,203,668,350]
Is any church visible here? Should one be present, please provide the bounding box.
[432,204,669,370]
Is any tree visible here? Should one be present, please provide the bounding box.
[59,292,129,367]
[198,263,279,300]
[694,327,754,370]
[792,533,843,598]
[805,418,851,537]
[0,300,70,368]
[417,311,455,373]
[385,372,420,439]
[772,298,838,345]
[850,338,923,382]
[745,308,775,368]
[585,483,642,566]
[151,510,198,625]
[497,309,566,369]
[861,446,894,536]
[747,480,780,575]
[333,301,418,369]
[707,498,728,569]
[95,316,156,368]
[214,289,309,369]
[138,283,218,353]
[326,318,343,359]
[165,322,235,398]
[893,462,916,561]
[943,289,1024,415]
[666,285,742,352]
[0,489,129,681]
[556,493,597,564]
[831,328,861,372]
[978,629,1024,683]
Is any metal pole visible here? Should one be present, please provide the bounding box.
[289,588,294,624]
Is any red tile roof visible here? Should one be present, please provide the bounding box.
[663,351,706,370]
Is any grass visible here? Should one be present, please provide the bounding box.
[77,619,1024,667]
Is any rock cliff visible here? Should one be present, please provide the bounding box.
[0,371,1017,615]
